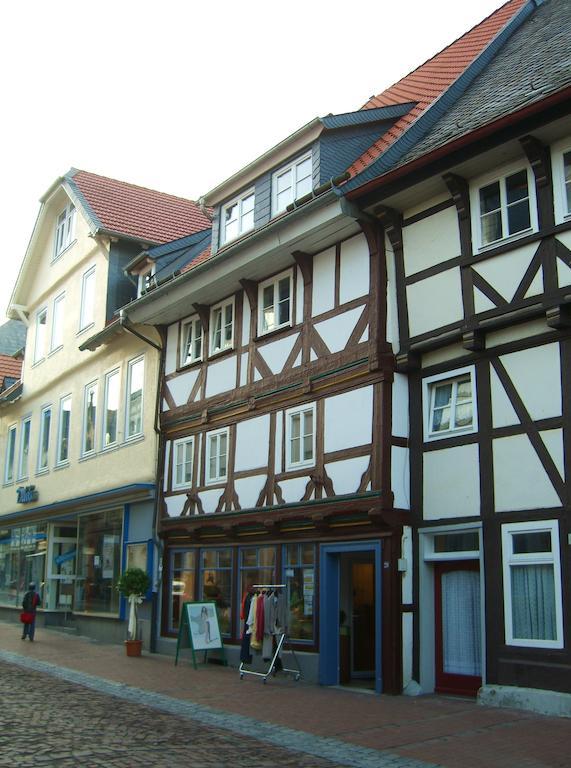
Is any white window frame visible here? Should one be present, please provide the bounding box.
[53,202,76,260]
[56,394,72,466]
[501,519,563,649]
[271,151,313,217]
[551,140,571,224]
[102,368,120,449]
[125,356,144,440]
[209,297,235,356]
[173,436,194,490]
[50,292,65,352]
[285,403,316,471]
[423,525,481,562]
[220,188,255,245]
[205,427,229,485]
[470,161,538,252]
[18,416,31,480]
[258,269,293,335]
[4,424,17,484]
[82,381,98,456]
[79,266,96,331]
[137,263,157,297]
[180,315,203,366]
[37,405,52,473]
[423,366,477,442]
[33,307,48,364]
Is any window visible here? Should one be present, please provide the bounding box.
[180,316,203,366]
[33,308,47,364]
[563,150,571,215]
[210,298,234,355]
[169,550,196,633]
[424,367,477,441]
[258,270,292,334]
[173,437,194,490]
[103,369,120,448]
[50,293,65,351]
[54,202,76,259]
[79,267,96,330]
[272,152,313,216]
[501,520,563,648]
[221,189,255,244]
[239,546,276,634]
[82,382,98,455]
[18,417,31,480]
[57,395,72,465]
[201,548,233,634]
[472,166,536,249]
[206,427,229,484]
[552,143,571,223]
[285,404,316,470]
[4,425,17,483]
[38,406,51,472]
[74,509,122,615]
[284,543,315,641]
[137,264,156,297]
[126,357,144,439]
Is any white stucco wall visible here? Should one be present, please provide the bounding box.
[402,206,460,276]
[423,443,480,519]
[235,475,266,510]
[205,355,237,398]
[407,268,464,338]
[323,386,373,454]
[235,415,270,472]
[167,369,199,408]
[499,343,561,421]
[312,246,335,316]
[257,333,300,375]
[314,306,364,354]
[392,446,410,510]
[339,233,369,304]
[325,455,369,496]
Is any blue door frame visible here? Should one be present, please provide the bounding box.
[319,541,383,693]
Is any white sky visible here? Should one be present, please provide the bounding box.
[0,0,504,321]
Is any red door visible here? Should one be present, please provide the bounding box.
[435,561,482,697]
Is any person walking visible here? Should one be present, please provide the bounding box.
[21,582,41,641]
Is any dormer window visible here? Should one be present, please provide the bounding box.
[272,152,312,216]
[54,202,76,259]
[137,264,156,297]
[221,189,255,245]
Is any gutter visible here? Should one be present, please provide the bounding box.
[119,311,162,352]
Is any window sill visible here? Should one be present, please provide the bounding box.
[255,323,294,343]
[31,358,45,369]
[124,432,145,445]
[48,345,63,358]
[35,468,49,477]
[177,358,203,373]
[77,322,95,338]
[78,452,97,463]
[204,478,227,488]
[476,227,535,254]
[208,346,235,361]
[54,461,70,471]
[425,426,477,443]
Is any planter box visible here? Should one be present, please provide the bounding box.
[125,639,143,657]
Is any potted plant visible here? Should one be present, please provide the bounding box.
[115,568,151,657]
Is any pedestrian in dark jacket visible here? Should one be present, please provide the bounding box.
[21,582,41,641]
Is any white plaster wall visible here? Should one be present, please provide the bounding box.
[541,428,565,476]
[422,343,466,368]
[165,324,178,375]
[235,414,270,472]
[392,373,409,438]
[472,243,538,304]
[205,355,237,398]
[493,434,561,512]
[401,527,413,604]
[275,413,283,474]
[198,488,224,514]
[403,192,450,220]
[240,353,248,387]
[164,441,171,491]
[486,318,547,348]
[258,333,299,375]
[167,369,199,408]
[324,386,373,453]
[402,613,413,689]
[407,269,463,338]
[235,475,266,510]
[500,343,561,420]
[339,233,369,304]
[556,257,571,288]
[490,366,519,428]
[314,307,363,354]
[312,246,335,316]
[280,476,309,503]
[325,456,369,495]
[556,231,571,251]
[242,294,251,347]
[165,495,185,518]
[392,446,410,510]
[403,206,460,276]
[423,443,480,519]
[386,238,400,349]
[296,266,304,325]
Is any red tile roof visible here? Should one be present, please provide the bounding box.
[69,170,212,245]
[180,244,212,273]
[347,0,529,178]
[0,354,22,385]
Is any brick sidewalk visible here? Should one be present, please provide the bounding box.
[1,621,570,767]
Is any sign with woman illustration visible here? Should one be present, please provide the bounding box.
[175,601,226,668]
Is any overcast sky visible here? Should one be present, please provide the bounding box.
[0,0,504,322]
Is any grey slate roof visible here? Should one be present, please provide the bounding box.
[396,0,571,169]
[0,320,26,356]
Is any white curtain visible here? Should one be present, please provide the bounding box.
[511,564,556,641]
[442,570,481,676]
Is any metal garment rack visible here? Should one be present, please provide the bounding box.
[239,584,302,684]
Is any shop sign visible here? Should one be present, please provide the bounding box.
[16,485,39,504]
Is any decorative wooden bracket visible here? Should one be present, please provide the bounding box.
[292,251,312,285]
[395,351,421,372]
[443,173,470,219]
[192,303,210,331]
[520,135,552,187]
[374,205,403,253]
[462,330,485,352]
[546,304,571,329]
[239,279,258,311]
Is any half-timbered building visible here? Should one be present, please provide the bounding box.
[347,0,571,712]
[121,0,540,692]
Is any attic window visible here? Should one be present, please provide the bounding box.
[138,264,156,297]
[272,152,312,216]
[54,203,76,259]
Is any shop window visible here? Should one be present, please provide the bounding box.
[169,550,196,633]
[239,546,276,633]
[285,403,316,470]
[283,543,315,642]
[423,366,477,441]
[501,520,563,648]
[0,525,47,609]
[74,509,122,615]
[201,548,232,635]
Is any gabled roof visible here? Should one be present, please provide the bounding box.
[64,169,212,245]
[145,229,212,283]
[344,0,534,188]
[0,354,22,391]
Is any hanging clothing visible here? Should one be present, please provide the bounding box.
[265,590,287,635]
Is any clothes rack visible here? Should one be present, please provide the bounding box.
[239,583,302,684]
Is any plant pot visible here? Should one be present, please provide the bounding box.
[125,639,143,657]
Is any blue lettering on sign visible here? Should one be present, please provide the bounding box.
[55,549,76,566]
[16,485,39,504]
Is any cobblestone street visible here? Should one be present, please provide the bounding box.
[0,661,343,768]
